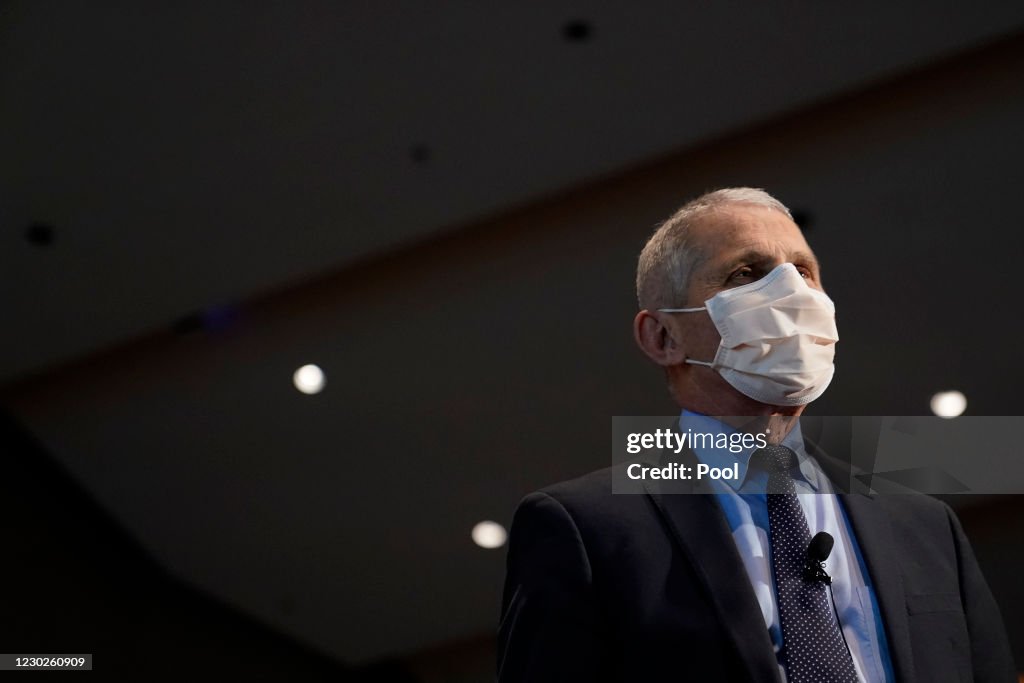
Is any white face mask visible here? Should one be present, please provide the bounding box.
[658,263,838,406]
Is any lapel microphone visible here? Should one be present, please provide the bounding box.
[805,531,855,657]
[804,531,834,584]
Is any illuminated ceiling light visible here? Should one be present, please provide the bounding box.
[930,390,966,418]
[471,521,507,549]
[293,364,325,395]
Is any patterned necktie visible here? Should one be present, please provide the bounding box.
[752,445,858,683]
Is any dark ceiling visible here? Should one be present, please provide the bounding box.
[4,1,1024,666]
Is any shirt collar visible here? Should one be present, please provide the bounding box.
[678,409,821,492]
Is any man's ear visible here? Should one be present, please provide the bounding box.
[634,310,687,367]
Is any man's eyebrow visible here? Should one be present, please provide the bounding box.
[790,250,821,271]
[714,249,821,273]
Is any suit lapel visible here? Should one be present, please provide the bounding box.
[644,450,781,683]
[840,494,915,682]
[807,433,915,679]
[807,432,916,679]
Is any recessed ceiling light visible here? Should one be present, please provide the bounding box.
[562,19,592,42]
[410,144,432,163]
[26,222,55,247]
[293,364,325,395]
[471,520,507,549]
[930,390,966,418]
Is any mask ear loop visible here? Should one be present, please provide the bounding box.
[657,306,706,313]
[654,307,716,367]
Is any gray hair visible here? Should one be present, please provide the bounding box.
[636,187,792,310]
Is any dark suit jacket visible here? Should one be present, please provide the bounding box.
[498,445,1015,682]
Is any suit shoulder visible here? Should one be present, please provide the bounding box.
[536,466,631,517]
[539,466,613,500]
[518,466,654,538]
[873,492,954,521]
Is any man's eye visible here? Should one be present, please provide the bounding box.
[730,267,754,282]
[797,266,813,279]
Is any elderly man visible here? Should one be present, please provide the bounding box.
[497,188,1014,682]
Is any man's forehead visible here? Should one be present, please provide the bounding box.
[690,205,810,257]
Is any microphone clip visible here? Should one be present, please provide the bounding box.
[803,560,832,584]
